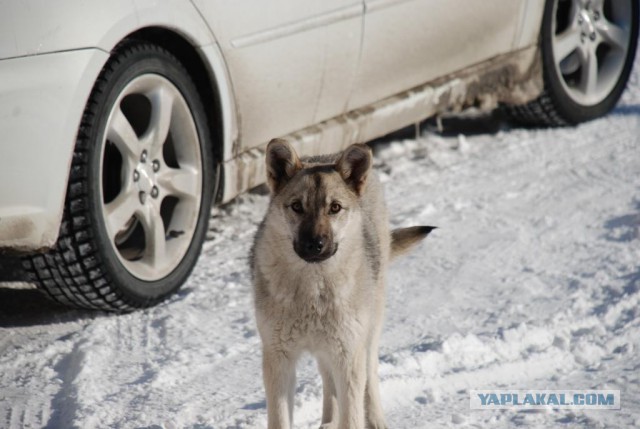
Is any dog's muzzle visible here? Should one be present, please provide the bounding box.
[294,237,338,263]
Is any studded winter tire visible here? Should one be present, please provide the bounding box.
[23,41,215,311]
[507,0,639,126]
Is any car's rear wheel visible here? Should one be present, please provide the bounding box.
[507,0,638,125]
[23,41,215,311]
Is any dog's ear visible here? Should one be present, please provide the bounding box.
[335,144,372,196]
[266,138,302,193]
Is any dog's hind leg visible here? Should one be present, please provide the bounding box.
[364,308,388,429]
[263,347,297,429]
[364,347,387,428]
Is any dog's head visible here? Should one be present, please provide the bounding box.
[265,139,372,263]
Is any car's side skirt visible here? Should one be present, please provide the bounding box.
[219,45,542,203]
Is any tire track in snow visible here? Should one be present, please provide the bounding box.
[0,320,95,429]
[46,336,86,429]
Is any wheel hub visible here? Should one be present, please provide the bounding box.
[133,150,160,204]
[578,5,598,44]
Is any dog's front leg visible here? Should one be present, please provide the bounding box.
[263,347,296,429]
[333,345,367,429]
[318,358,338,428]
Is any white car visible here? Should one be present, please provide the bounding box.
[0,0,637,311]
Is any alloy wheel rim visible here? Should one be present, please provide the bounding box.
[552,0,632,106]
[99,74,203,281]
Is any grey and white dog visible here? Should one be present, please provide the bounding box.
[251,139,434,429]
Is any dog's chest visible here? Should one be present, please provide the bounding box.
[291,280,341,327]
[272,278,360,348]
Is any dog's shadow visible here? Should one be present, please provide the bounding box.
[242,399,266,410]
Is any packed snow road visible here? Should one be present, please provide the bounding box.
[2,67,640,428]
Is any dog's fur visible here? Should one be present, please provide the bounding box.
[251,139,435,428]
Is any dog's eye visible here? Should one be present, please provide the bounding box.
[291,201,304,213]
[329,202,342,214]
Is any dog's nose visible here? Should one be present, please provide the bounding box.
[305,237,325,255]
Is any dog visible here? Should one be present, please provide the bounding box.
[251,139,435,429]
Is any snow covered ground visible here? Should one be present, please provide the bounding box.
[2,63,640,428]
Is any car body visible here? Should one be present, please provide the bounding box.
[0,0,546,251]
[0,0,636,310]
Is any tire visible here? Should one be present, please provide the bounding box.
[23,41,215,311]
[506,0,639,126]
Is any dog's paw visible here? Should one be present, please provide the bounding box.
[366,417,388,429]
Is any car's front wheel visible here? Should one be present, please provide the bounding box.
[507,0,639,125]
[23,41,215,311]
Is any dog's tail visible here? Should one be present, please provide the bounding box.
[390,226,436,260]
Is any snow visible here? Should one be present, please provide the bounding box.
[2,60,640,429]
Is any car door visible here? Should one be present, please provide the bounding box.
[349,0,525,110]
[192,0,363,152]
